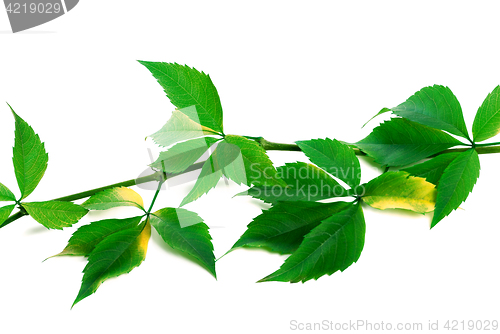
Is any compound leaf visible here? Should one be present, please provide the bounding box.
[401,152,461,185]
[0,204,16,226]
[150,208,215,277]
[150,137,219,174]
[356,118,463,166]
[138,61,223,133]
[259,202,365,283]
[10,105,48,200]
[0,182,16,202]
[82,187,145,211]
[149,108,220,148]
[390,85,470,139]
[431,149,480,228]
[22,201,88,230]
[362,171,436,214]
[50,216,143,258]
[231,201,352,255]
[472,85,500,142]
[240,162,345,203]
[72,221,151,307]
[296,138,361,188]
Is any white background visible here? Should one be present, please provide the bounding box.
[0,1,499,333]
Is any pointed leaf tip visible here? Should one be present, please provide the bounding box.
[72,221,151,307]
[431,149,480,228]
[11,108,49,200]
[390,85,470,140]
[362,107,391,128]
[150,208,216,278]
[472,85,500,142]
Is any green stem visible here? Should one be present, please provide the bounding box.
[146,179,164,216]
[474,141,500,148]
[257,138,500,156]
[256,137,303,152]
[431,145,500,155]
[54,172,162,202]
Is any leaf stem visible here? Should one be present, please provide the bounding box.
[146,179,164,216]
[255,137,303,152]
[54,172,162,202]
[254,137,500,156]
[474,141,500,148]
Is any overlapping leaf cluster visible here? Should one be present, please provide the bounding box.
[360,84,499,227]
[1,101,216,307]
[140,61,287,207]
[2,62,499,305]
[62,188,215,307]
[229,84,499,282]
[112,64,500,283]
[231,138,437,282]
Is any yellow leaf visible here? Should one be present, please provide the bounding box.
[362,171,436,214]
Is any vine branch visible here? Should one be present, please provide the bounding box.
[2,138,500,230]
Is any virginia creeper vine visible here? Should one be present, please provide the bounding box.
[1,61,499,307]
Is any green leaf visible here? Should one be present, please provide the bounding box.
[362,171,436,214]
[81,187,145,211]
[390,85,470,139]
[240,162,345,203]
[362,107,391,128]
[0,182,16,202]
[0,204,16,226]
[72,221,151,307]
[259,202,365,283]
[138,61,224,133]
[22,201,88,230]
[296,138,361,188]
[150,137,219,174]
[50,216,143,258]
[221,135,286,187]
[401,152,461,185]
[179,149,224,206]
[231,201,353,255]
[472,85,500,142]
[149,108,221,148]
[10,105,48,200]
[431,149,480,228]
[150,208,215,277]
[356,118,463,166]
